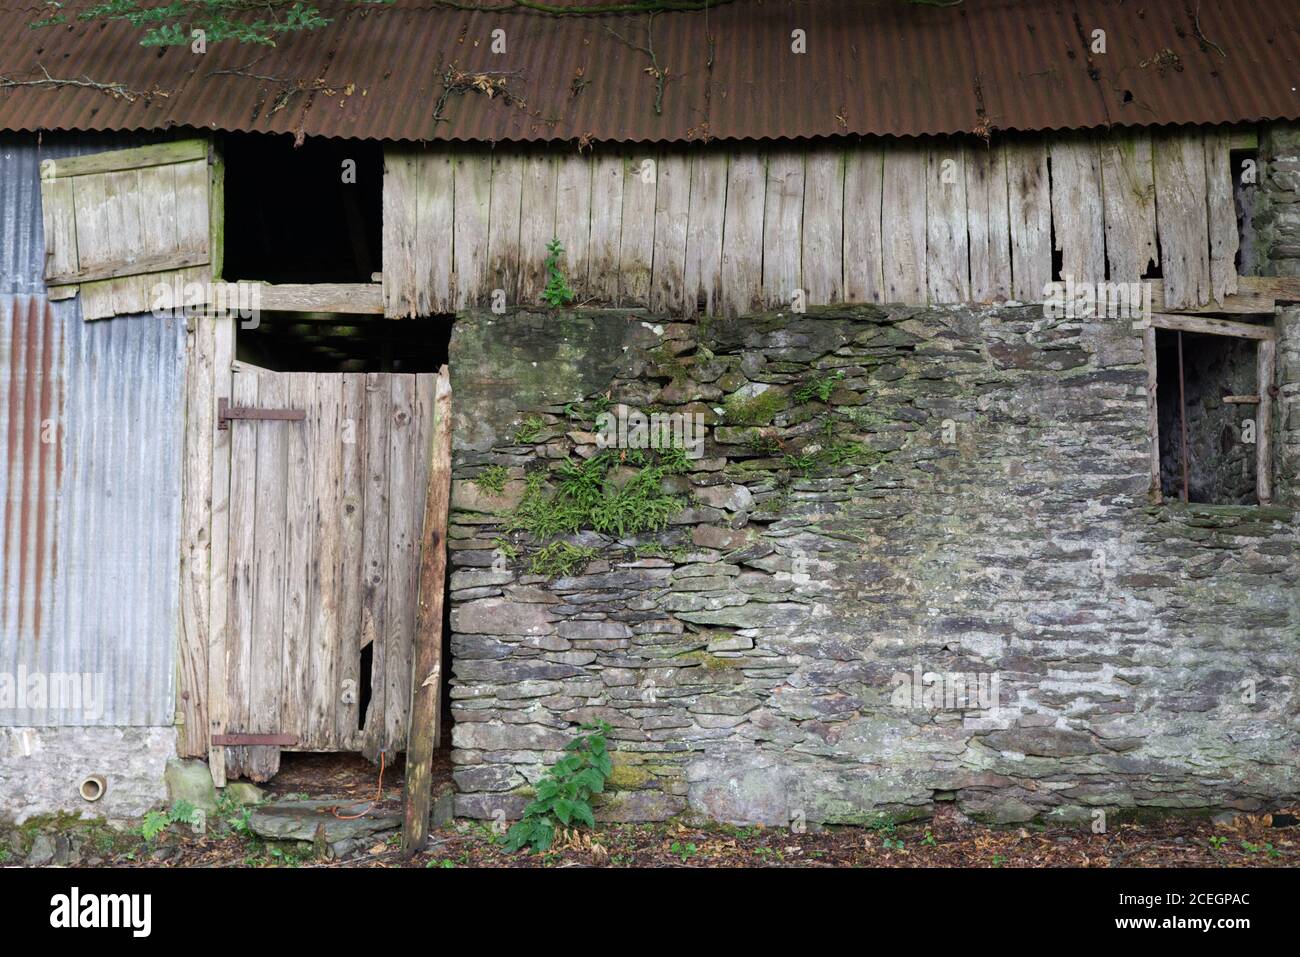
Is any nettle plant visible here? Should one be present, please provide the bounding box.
[541,238,576,307]
[505,721,613,853]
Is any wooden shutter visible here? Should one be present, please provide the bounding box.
[40,139,215,320]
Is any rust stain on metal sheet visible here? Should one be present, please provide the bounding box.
[2,296,64,643]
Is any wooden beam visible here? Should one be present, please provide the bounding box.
[224,282,385,315]
[48,250,210,286]
[211,733,298,747]
[1228,129,1259,151]
[39,139,209,179]
[1150,276,1300,314]
[1257,339,1275,504]
[209,141,225,283]
[1223,395,1260,404]
[1149,312,1275,340]
[207,316,234,787]
[1144,325,1161,503]
[402,366,453,859]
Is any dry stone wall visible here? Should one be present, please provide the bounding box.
[445,301,1300,827]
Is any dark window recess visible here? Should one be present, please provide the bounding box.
[221,133,382,284]
[1156,329,1258,505]
[237,314,452,373]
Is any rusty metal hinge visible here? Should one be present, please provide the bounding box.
[217,397,306,430]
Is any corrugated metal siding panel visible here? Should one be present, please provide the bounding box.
[0,135,183,727]
[0,0,1295,144]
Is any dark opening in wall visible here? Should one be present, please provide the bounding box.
[221,133,382,284]
[1232,147,1261,274]
[237,314,453,373]
[357,642,374,734]
[1155,329,1258,504]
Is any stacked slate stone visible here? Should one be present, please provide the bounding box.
[444,296,1299,827]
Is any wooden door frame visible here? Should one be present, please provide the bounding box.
[207,316,235,785]
[1143,313,1276,506]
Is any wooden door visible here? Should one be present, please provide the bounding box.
[219,363,437,782]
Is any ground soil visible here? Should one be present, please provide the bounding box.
[7,752,1296,869]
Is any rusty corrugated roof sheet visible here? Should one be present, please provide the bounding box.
[0,0,1296,144]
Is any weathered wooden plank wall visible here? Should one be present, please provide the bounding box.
[385,129,1239,318]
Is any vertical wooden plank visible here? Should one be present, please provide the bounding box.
[452,151,492,309]
[106,169,148,316]
[651,152,690,313]
[336,373,368,746]
[208,140,225,282]
[926,142,969,302]
[587,154,625,303]
[407,375,434,748]
[965,142,1012,302]
[415,150,455,315]
[1006,140,1052,302]
[882,143,928,305]
[843,145,885,304]
[172,156,212,316]
[402,367,452,858]
[1204,130,1240,302]
[173,157,210,259]
[487,153,524,307]
[280,373,315,746]
[359,373,391,760]
[384,376,418,751]
[1101,132,1159,284]
[139,164,180,302]
[39,168,80,284]
[1257,339,1274,504]
[207,317,234,785]
[1049,135,1106,286]
[720,150,765,316]
[247,370,288,781]
[683,151,727,316]
[73,173,114,320]
[1153,131,1212,310]
[554,153,593,302]
[224,365,259,781]
[1144,325,1161,502]
[762,149,805,309]
[802,149,845,305]
[178,308,214,757]
[383,148,420,318]
[518,152,559,305]
[309,376,343,746]
[620,154,658,307]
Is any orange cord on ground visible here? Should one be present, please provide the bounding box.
[333,750,385,820]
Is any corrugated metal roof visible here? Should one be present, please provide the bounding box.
[1,135,183,727]
[0,0,1295,144]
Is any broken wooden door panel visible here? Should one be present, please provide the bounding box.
[39,139,215,319]
[219,365,438,780]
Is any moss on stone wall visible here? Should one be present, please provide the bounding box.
[446,304,1300,828]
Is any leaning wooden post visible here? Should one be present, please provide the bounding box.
[402,365,453,859]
